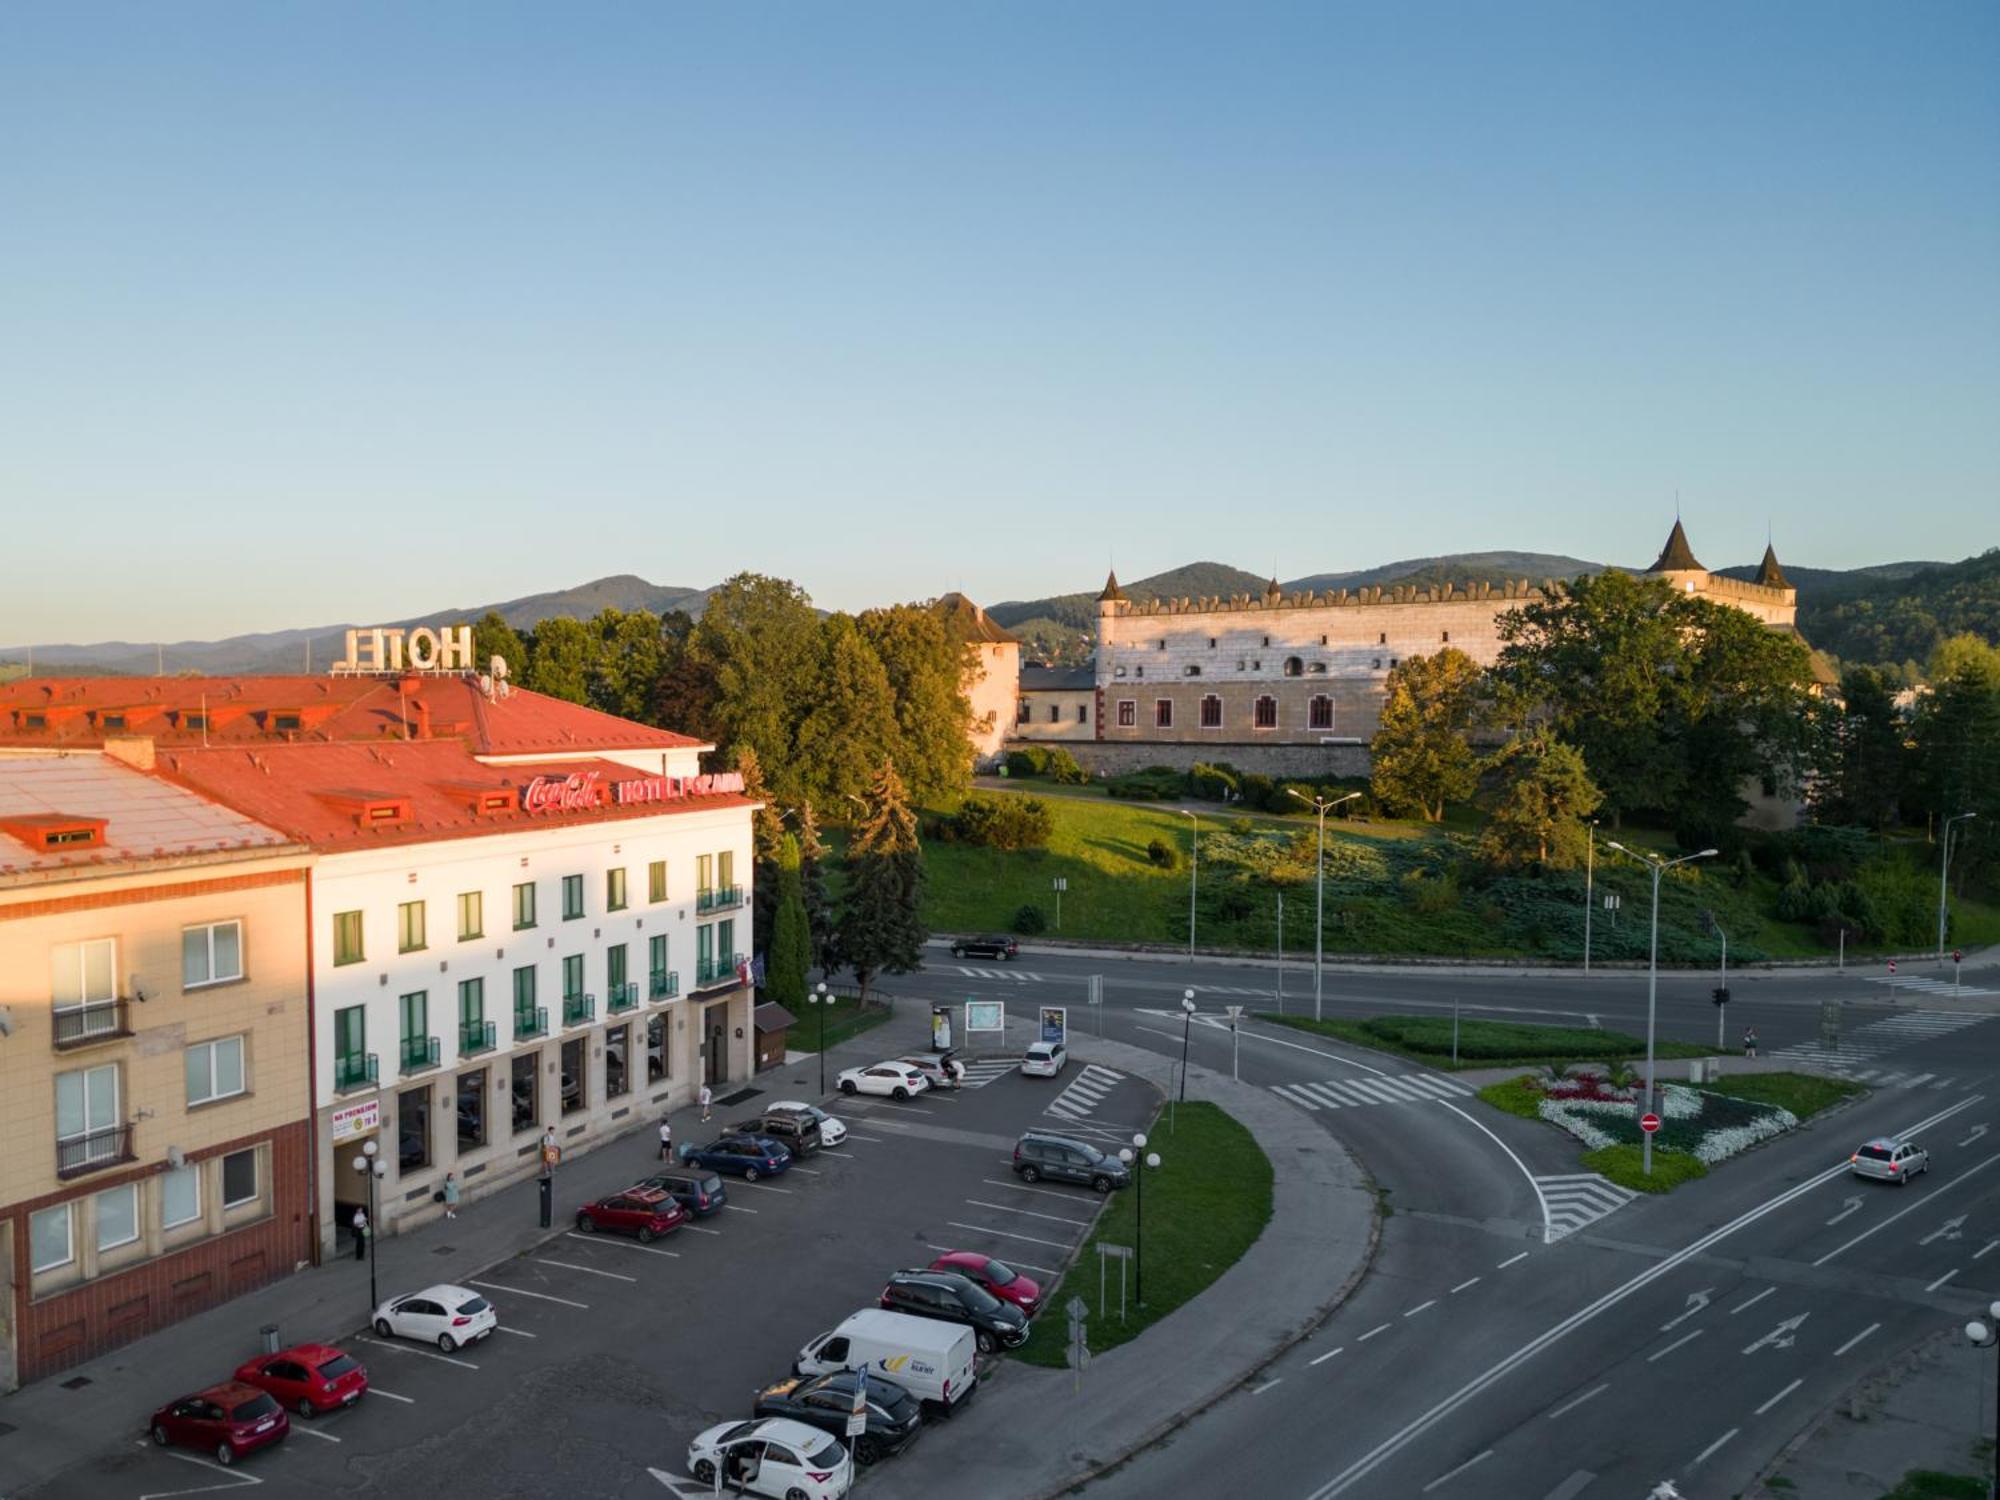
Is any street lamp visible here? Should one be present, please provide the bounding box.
[1118,1133,1162,1306]
[1287,789,1360,1021]
[350,1138,385,1315]
[809,981,831,1098]
[1940,813,1977,961]
[1965,1304,2000,1500]
[1583,818,1599,974]
[1606,842,1717,1177]
[1177,809,1200,962]
[1178,990,1197,1103]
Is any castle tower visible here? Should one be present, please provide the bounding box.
[1646,519,1709,594]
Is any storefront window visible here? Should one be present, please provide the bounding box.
[606,1024,630,1098]
[457,1069,487,1150]
[398,1085,432,1173]
[560,1038,585,1115]
[511,1053,538,1134]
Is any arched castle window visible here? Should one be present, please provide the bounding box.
[1309,696,1333,730]
[1283,656,1303,677]
[1184,665,1201,677]
[1253,696,1278,729]
[1199,695,1222,728]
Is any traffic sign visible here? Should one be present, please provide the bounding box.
[1066,1295,1090,1325]
[1640,1112,1661,1134]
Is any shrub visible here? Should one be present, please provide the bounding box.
[1043,748,1090,785]
[1005,747,1054,778]
[1107,767,1184,801]
[1240,772,1275,808]
[1399,868,1460,916]
[1146,837,1180,870]
[946,794,1054,850]
[1012,903,1048,935]
[1189,763,1237,802]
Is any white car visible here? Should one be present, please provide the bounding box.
[372,1284,496,1352]
[688,1416,852,1500]
[766,1100,848,1146]
[1022,1041,1068,1077]
[836,1061,932,1100]
[897,1053,965,1090]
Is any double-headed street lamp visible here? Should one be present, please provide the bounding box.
[1287,789,1360,1022]
[1940,812,1978,961]
[809,981,832,1097]
[1117,1132,1162,1306]
[1177,809,1200,962]
[1605,842,1717,1177]
[1177,989,1196,1104]
[350,1137,386,1314]
[1966,1304,2000,1500]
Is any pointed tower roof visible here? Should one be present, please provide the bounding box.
[1648,519,1704,573]
[1753,542,1791,590]
[1098,570,1127,603]
[1265,574,1283,597]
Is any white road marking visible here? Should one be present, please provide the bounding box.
[1927,1267,1960,1292]
[723,1204,759,1214]
[468,1280,587,1308]
[787,1166,824,1175]
[818,1150,857,1159]
[1357,1323,1391,1343]
[494,1326,536,1338]
[981,1177,1099,1201]
[924,1243,1060,1276]
[1436,1100,1553,1245]
[364,1388,414,1403]
[565,1231,679,1257]
[843,1134,886,1143]
[1422,1449,1494,1492]
[1977,1239,2000,1260]
[1498,1252,1530,1269]
[681,1223,724,1235]
[1834,1322,1881,1357]
[1546,1383,1609,1421]
[1647,1329,1704,1362]
[293,1426,342,1442]
[730,1180,796,1193]
[947,1220,1074,1249]
[535,1258,638,1282]
[1450,1278,1481,1294]
[1249,1378,1282,1395]
[1405,1300,1437,1318]
[1815,1151,2000,1265]
[1754,1378,1803,1416]
[1729,1287,1775,1316]
[1691,1427,1739,1467]
[136,1443,266,1499]
[1310,1347,1344,1367]
[965,1197,1091,1226]
[356,1336,478,1370]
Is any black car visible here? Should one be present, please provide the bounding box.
[879,1269,1028,1353]
[950,934,1018,960]
[733,1112,822,1157]
[1012,1130,1130,1194]
[752,1370,923,1466]
[636,1167,729,1216]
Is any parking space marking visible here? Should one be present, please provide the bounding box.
[357,1337,479,1370]
[946,1220,1074,1250]
[467,1280,587,1308]
[843,1134,886,1144]
[965,1198,1091,1226]
[724,1204,760,1214]
[495,1326,537,1338]
[366,1388,415,1403]
[565,1231,679,1258]
[980,1177,1098,1202]
[819,1150,858,1158]
[536,1258,638,1282]
[135,1441,266,1498]
[924,1243,1061,1277]
[682,1222,724,1235]
[731,1179,795,1193]
[293,1426,343,1442]
[789,1166,824,1175]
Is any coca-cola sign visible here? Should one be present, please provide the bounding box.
[521,770,745,814]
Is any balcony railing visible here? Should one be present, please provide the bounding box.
[460,1018,496,1055]
[334,1052,379,1093]
[696,885,744,915]
[606,982,640,1014]
[650,970,680,1001]
[52,998,132,1050]
[514,1005,548,1041]
[694,953,747,989]
[400,1034,440,1075]
[56,1123,135,1179]
[562,992,596,1027]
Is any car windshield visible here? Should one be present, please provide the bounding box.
[230,1393,280,1422]
[1857,1145,1895,1161]
[453,1295,490,1314]
[806,1438,846,1468]
[315,1354,359,1379]
[956,1280,1004,1313]
[982,1259,1018,1286]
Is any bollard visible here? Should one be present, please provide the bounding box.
[260,1323,280,1355]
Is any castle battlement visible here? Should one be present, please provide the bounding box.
[1109,577,1552,618]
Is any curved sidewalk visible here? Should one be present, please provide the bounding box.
[865,1023,1380,1500]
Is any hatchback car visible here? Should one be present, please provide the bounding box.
[1021,1041,1068,1078]
[753,1370,923,1466]
[372,1284,497,1351]
[233,1343,367,1417]
[687,1415,853,1500]
[836,1061,931,1100]
[950,934,1019,960]
[897,1054,965,1090]
[576,1185,688,1241]
[928,1250,1043,1318]
[1012,1130,1130,1193]
[766,1100,848,1147]
[1852,1137,1931,1184]
[685,1134,792,1181]
[150,1382,288,1466]
[734,1111,823,1157]
[879,1268,1029,1353]
[638,1166,729,1216]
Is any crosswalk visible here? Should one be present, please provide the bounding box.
[1537,1173,1638,1242]
[956,1058,1019,1088]
[952,965,1050,983]
[1046,1064,1124,1124]
[1765,1009,1993,1074]
[1865,974,1995,998]
[1270,1072,1474,1112]
[1843,1067,1977,1091]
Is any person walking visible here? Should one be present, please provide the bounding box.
[441,1171,460,1220]
[699,1083,712,1122]
[1742,1025,1758,1059]
[351,1205,369,1262]
[657,1115,674,1161]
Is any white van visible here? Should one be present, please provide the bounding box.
[794,1309,978,1415]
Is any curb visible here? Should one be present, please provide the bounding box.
[1744,1324,1952,1496]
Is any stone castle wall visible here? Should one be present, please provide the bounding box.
[1003,736,1372,780]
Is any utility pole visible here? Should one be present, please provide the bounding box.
[1288,789,1359,1022]
[1608,842,1717,1177]
[1584,820,1597,973]
[1275,893,1284,1015]
[1178,809,1200,963]
[1940,813,1977,960]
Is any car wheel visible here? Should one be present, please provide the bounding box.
[576,1215,595,1233]
[976,1329,997,1354]
[893,1086,910,1101]
[151,1424,169,1447]
[638,1227,655,1244]
[744,1166,760,1182]
[297,1397,316,1419]
[1020,1165,1040,1183]
[854,1435,883,1466]
[1092,1175,1113,1194]
[951,945,965,958]
[373,1318,392,1338]
[787,1489,810,1500]
[438,1333,458,1353]
[692,1459,716,1485]
[841,1079,858,1094]
[215,1443,235,1466]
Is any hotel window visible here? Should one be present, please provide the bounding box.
[647,1012,668,1082]
[649,934,669,991]
[397,1086,431,1173]
[333,911,364,965]
[400,991,430,1067]
[513,966,539,1026]
[182,920,243,988]
[185,1035,246,1107]
[561,1037,585,1116]
[457,1068,487,1150]
[607,867,628,911]
[459,977,485,1039]
[563,954,585,1002]
[562,874,584,920]
[162,1163,201,1230]
[718,919,736,966]
[1048,704,1060,722]
[513,881,537,930]
[1254,696,1278,729]
[1200,695,1222,728]
[333,1005,366,1081]
[648,860,668,903]
[1309,696,1334,730]
[30,1204,72,1273]
[696,923,715,975]
[1077,704,1089,723]
[1117,700,1136,727]
[696,854,713,898]
[55,1062,120,1164]
[222,1148,259,1209]
[1154,699,1173,729]
[718,851,734,891]
[96,1183,139,1252]
[608,943,628,995]
[511,1053,538,1134]
[397,900,427,953]
[606,1022,631,1098]
[457,891,483,941]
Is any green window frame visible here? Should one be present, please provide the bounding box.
[606,867,627,911]
[562,874,584,921]
[334,1004,365,1064]
[397,900,427,954]
[648,860,667,903]
[332,911,364,966]
[607,943,627,991]
[513,881,537,930]
[718,919,735,965]
[649,933,667,980]
[458,977,484,1027]
[513,965,537,1013]
[399,990,428,1044]
[717,850,734,891]
[457,891,483,941]
[562,954,584,1002]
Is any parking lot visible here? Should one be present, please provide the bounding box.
[53,1052,1159,1500]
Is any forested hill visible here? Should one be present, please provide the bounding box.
[1746,549,2000,673]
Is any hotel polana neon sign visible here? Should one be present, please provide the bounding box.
[520,770,746,812]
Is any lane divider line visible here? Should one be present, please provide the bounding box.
[1310,1347,1344,1367]
[1927,1267,1960,1292]
[1729,1287,1775,1316]
[1691,1427,1739,1467]
[1834,1323,1880,1357]
[1497,1252,1530,1270]
[1357,1323,1392,1343]
[1754,1378,1803,1417]
[1647,1329,1704,1363]
[1421,1449,1494,1493]
[1546,1383,1609,1421]
[1814,1149,2000,1266]
[1450,1278,1481,1295]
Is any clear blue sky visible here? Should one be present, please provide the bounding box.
[3,2,1995,644]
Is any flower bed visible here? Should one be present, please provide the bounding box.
[1538,1083,1798,1165]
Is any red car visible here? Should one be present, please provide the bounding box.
[929,1250,1043,1317]
[233,1342,368,1417]
[149,1381,288,1465]
[576,1185,688,1242]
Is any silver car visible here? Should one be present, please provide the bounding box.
[1851,1137,1930,1185]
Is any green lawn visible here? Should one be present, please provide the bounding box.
[780,996,891,1053]
[1011,1102,1274,1368]
[1879,1471,1988,1500]
[1478,1074,1545,1119]
[1581,1143,1709,1193]
[1699,1070,1865,1121]
[1258,1012,1712,1071]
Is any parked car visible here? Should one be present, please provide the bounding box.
[836,1061,931,1100]
[372,1284,497,1352]
[794,1310,978,1416]
[1851,1137,1931,1184]
[638,1166,729,1216]
[687,1416,852,1500]
[684,1133,793,1181]
[879,1268,1029,1353]
[753,1370,924,1466]
[734,1111,823,1157]
[1012,1130,1130,1193]
[576,1185,688,1242]
[232,1343,367,1417]
[1021,1041,1067,1078]
[150,1382,288,1465]
[766,1100,848,1147]
[928,1251,1043,1318]
[897,1054,964,1090]
[950,935,1018,960]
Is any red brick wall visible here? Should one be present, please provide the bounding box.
[7,1118,312,1386]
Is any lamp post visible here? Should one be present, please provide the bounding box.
[350,1138,385,1315]
[1966,1304,2000,1500]
[810,981,830,1098]
[1606,842,1717,1176]
[1287,790,1360,1022]
[1940,813,1977,960]
[1584,818,1599,974]
[1177,809,1200,962]
[1178,990,1196,1104]
[1118,1133,1161,1307]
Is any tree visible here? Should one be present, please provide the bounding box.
[684,574,824,802]
[764,836,811,1009]
[1479,733,1603,870]
[1809,666,1909,830]
[521,615,594,703]
[471,611,528,681]
[837,761,927,1001]
[793,614,900,809]
[650,609,717,740]
[1369,648,1486,821]
[1912,635,2000,887]
[588,608,665,722]
[797,800,837,976]
[857,604,975,802]
[732,744,785,956]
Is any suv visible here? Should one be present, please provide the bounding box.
[950,935,1018,960]
[734,1112,822,1157]
[766,1101,847,1147]
[639,1166,728,1216]
[1012,1131,1130,1194]
[879,1269,1029,1353]
[897,1054,964,1090]
[575,1186,687,1242]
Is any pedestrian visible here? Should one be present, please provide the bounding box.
[699,1083,712,1122]
[658,1115,674,1161]
[442,1171,460,1220]
[351,1205,369,1262]
[1743,1025,1758,1059]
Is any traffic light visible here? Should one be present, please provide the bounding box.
[1711,986,1731,1005]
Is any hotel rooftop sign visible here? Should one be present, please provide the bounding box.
[333,625,475,675]
[521,770,745,812]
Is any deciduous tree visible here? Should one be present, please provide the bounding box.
[764,836,811,1009]
[684,574,823,802]
[1369,648,1486,821]
[857,604,974,801]
[838,761,927,1001]
[1479,733,1602,870]
[794,614,899,809]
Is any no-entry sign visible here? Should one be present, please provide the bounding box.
[1640,1113,1662,1134]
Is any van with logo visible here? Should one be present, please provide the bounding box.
[792,1309,977,1416]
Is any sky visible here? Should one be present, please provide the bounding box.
[2,2,1996,645]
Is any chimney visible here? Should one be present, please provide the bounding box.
[102,734,156,771]
[413,698,432,740]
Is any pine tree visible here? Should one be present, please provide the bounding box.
[1479,733,1603,870]
[765,836,811,1008]
[837,761,927,1001]
[797,800,837,977]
